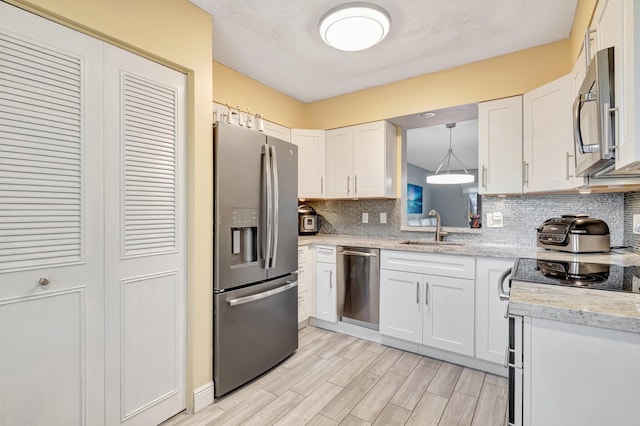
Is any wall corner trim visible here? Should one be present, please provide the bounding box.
[193,381,214,413]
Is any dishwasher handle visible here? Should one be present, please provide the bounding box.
[339,250,377,257]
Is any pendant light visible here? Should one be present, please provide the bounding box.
[426,123,475,184]
[319,3,391,52]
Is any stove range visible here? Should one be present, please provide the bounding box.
[510,258,640,293]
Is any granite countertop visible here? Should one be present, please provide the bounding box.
[508,282,640,334]
[299,233,640,333]
[298,234,640,265]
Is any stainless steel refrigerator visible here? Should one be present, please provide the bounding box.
[213,122,299,398]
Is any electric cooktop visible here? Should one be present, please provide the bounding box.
[511,258,640,293]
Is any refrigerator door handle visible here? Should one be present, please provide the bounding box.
[263,144,273,269]
[269,145,279,268]
[227,281,297,306]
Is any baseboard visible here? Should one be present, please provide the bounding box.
[309,316,508,378]
[193,381,214,413]
[337,321,383,343]
[298,318,309,329]
[417,345,508,377]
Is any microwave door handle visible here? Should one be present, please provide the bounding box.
[573,94,588,154]
[269,145,279,268]
[263,144,273,269]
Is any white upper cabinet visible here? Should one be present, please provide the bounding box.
[571,48,586,99]
[262,120,292,142]
[591,0,640,171]
[353,121,397,198]
[291,129,326,198]
[325,126,355,198]
[478,96,523,195]
[326,121,396,199]
[523,74,584,192]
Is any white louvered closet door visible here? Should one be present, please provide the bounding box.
[0,3,105,426]
[103,45,187,426]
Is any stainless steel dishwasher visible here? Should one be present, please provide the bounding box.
[337,246,380,330]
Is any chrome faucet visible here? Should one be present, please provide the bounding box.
[429,209,442,242]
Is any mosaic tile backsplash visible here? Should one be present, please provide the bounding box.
[624,191,640,254]
[306,192,626,248]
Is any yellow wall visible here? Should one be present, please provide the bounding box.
[213,62,309,128]
[213,0,600,130]
[6,0,214,412]
[213,40,571,130]
[569,0,599,61]
[305,40,572,129]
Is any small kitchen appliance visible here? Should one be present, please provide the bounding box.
[298,205,318,235]
[536,214,610,253]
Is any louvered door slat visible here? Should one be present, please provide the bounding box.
[0,31,83,271]
[122,73,177,257]
[1,68,82,98]
[0,93,80,115]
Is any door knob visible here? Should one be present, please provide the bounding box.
[38,277,50,287]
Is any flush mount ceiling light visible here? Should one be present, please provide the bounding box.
[427,123,475,185]
[319,3,391,52]
[420,111,436,118]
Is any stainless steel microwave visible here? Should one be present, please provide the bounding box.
[573,46,615,177]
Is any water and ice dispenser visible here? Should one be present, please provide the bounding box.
[229,208,258,263]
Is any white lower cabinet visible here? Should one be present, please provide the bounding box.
[297,245,314,323]
[379,269,423,343]
[422,274,475,356]
[315,245,337,323]
[380,250,475,357]
[524,317,640,426]
[475,258,513,364]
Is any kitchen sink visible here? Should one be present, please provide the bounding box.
[398,240,465,246]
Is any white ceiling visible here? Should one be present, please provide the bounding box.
[407,119,479,172]
[191,0,578,102]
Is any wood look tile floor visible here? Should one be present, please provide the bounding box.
[163,326,508,426]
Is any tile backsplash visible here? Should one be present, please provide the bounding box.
[306,192,625,248]
[624,191,640,254]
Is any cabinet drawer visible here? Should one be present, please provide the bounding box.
[315,245,336,264]
[380,250,475,279]
[298,245,308,262]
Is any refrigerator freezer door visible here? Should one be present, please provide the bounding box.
[214,123,267,290]
[213,274,298,397]
[266,136,298,280]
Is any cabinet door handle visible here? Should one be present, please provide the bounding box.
[425,282,429,305]
[320,176,324,194]
[504,345,510,368]
[329,270,333,289]
[347,176,350,196]
[584,27,596,69]
[522,161,529,186]
[355,174,358,196]
[481,165,487,189]
[565,152,574,180]
[416,281,419,304]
